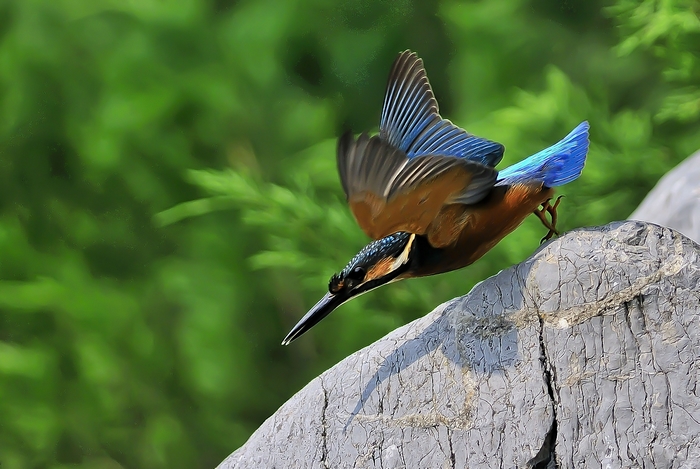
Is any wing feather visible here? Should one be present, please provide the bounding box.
[337,132,497,240]
[380,51,505,167]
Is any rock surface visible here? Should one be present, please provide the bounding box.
[630,150,700,243]
[220,221,700,468]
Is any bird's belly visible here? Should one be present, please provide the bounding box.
[462,183,554,263]
[418,184,553,276]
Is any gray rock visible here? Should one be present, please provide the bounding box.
[221,221,700,468]
[630,150,700,243]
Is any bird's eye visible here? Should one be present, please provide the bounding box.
[349,266,365,281]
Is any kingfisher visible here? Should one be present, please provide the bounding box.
[282,50,589,345]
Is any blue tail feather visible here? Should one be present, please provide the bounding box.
[496,121,589,187]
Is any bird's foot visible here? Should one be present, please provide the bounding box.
[533,196,564,244]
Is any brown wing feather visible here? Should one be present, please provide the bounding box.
[338,132,497,241]
[349,165,477,240]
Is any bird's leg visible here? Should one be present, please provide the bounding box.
[533,196,564,244]
[532,199,556,232]
[545,195,563,236]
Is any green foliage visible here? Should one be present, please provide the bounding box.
[0,0,698,468]
[609,0,700,123]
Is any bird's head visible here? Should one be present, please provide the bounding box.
[282,231,417,345]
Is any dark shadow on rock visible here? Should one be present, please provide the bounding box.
[344,262,528,429]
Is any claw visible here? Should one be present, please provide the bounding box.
[533,196,564,244]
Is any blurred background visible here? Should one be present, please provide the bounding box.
[0,0,698,467]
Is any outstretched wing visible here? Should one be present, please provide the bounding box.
[337,132,497,241]
[380,50,505,167]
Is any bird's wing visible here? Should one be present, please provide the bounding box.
[337,132,497,241]
[380,50,505,167]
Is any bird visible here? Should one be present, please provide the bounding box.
[282,50,589,345]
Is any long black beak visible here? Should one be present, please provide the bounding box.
[282,232,417,345]
[281,292,347,345]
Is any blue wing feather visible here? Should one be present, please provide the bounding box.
[497,121,590,187]
[380,51,505,167]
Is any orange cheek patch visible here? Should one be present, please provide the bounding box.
[330,279,345,293]
[365,258,395,281]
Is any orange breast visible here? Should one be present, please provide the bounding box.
[413,183,554,277]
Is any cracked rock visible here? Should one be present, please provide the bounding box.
[219,221,700,468]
